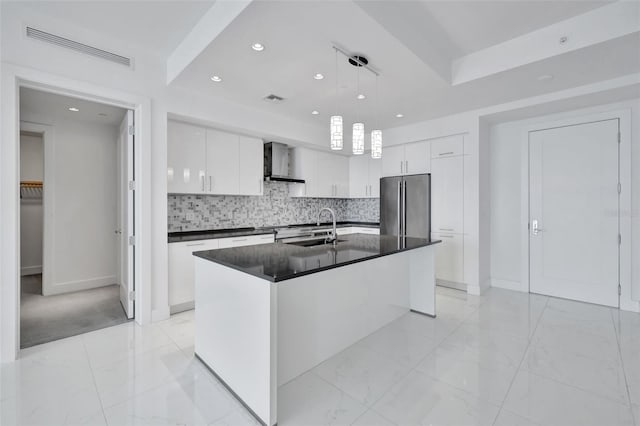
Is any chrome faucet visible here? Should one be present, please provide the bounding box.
[317,207,337,246]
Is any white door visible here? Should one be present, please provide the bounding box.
[529,119,619,307]
[118,111,135,318]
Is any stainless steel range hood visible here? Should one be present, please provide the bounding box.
[263,142,305,183]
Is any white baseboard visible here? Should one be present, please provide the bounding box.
[620,298,640,313]
[436,279,466,291]
[21,265,42,276]
[490,278,525,292]
[170,301,195,315]
[44,275,117,296]
[151,305,171,322]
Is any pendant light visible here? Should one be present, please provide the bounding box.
[352,61,364,155]
[371,74,382,159]
[330,49,343,150]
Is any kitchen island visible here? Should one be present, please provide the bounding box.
[193,233,439,426]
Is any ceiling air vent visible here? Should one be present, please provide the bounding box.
[263,94,285,103]
[25,26,132,67]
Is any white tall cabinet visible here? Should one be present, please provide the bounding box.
[167,120,263,196]
[429,134,465,289]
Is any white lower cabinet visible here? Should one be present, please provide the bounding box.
[168,233,275,312]
[168,239,219,312]
[431,232,463,284]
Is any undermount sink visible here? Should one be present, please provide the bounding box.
[285,238,346,247]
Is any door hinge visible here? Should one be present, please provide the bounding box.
[128,125,135,136]
[618,132,621,143]
[129,290,135,301]
[128,235,136,246]
[618,284,622,296]
[618,183,622,194]
[128,180,136,191]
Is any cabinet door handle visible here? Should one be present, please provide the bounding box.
[201,175,205,192]
[438,235,454,238]
[232,238,248,243]
[400,161,403,174]
[209,176,212,192]
[439,151,454,156]
[186,242,205,247]
[439,228,454,231]
[405,160,408,173]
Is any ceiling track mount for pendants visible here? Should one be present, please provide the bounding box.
[332,45,379,77]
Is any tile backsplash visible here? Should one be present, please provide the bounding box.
[168,181,379,232]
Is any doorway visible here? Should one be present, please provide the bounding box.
[528,118,620,307]
[19,88,136,347]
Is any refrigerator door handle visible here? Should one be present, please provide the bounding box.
[397,181,402,236]
[402,180,407,237]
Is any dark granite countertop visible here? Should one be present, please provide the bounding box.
[192,233,439,282]
[168,222,379,243]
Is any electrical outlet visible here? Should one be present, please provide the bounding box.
[186,212,195,221]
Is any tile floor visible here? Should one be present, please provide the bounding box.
[1,287,638,425]
[20,275,129,348]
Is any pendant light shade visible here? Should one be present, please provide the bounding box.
[371,129,382,159]
[352,122,364,155]
[330,115,343,150]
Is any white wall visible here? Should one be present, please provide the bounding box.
[20,133,44,276]
[21,111,119,295]
[489,99,640,311]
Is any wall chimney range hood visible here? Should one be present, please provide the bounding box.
[263,142,305,183]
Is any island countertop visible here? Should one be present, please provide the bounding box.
[192,233,440,282]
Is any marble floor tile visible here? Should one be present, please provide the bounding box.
[372,369,500,426]
[632,404,639,426]
[441,323,530,369]
[503,370,635,426]
[351,409,396,426]
[103,359,247,426]
[278,372,368,426]
[157,310,195,351]
[493,409,542,426]
[416,342,518,405]
[92,342,192,408]
[314,343,412,406]
[82,321,174,369]
[521,340,629,404]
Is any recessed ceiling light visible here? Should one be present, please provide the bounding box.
[537,74,554,81]
[210,75,222,82]
[251,43,265,52]
[311,110,319,115]
[68,107,79,112]
[559,36,568,45]
[395,113,404,118]
[314,73,324,80]
[357,94,366,100]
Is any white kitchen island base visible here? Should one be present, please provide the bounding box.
[194,242,436,426]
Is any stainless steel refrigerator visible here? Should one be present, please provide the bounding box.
[380,174,431,239]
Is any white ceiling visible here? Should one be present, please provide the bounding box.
[171,0,639,130]
[12,0,215,55]
[20,87,128,126]
[415,0,613,58]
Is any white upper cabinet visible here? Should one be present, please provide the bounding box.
[290,147,349,198]
[381,145,405,177]
[167,121,206,194]
[404,141,430,174]
[167,120,264,196]
[430,134,463,158]
[349,155,381,198]
[238,136,264,196]
[381,141,430,177]
[206,129,239,195]
[431,155,464,233]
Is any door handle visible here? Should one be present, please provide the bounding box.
[209,176,212,192]
[405,160,408,173]
[402,180,406,236]
[397,181,402,236]
[400,161,403,174]
[532,219,544,235]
